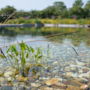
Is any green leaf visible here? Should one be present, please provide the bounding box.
[0,54,6,58]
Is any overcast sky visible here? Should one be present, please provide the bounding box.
[0,0,88,11]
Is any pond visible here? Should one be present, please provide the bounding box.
[0,27,90,89]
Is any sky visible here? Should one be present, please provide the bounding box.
[0,0,88,11]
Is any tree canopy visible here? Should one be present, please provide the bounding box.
[0,0,90,22]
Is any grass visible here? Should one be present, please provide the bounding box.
[5,18,90,25]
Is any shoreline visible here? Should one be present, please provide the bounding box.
[0,23,90,28]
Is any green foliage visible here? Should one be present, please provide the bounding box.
[73,0,83,8]
[70,0,84,18]
[84,0,90,18]
[0,5,16,16]
[0,42,45,77]
[0,0,90,23]
[0,5,16,22]
[6,18,90,25]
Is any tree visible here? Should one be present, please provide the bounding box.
[53,1,67,18]
[73,0,83,8]
[70,0,84,18]
[30,10,41,18]
[15,11,30,18]
[0,6,16,16]
[41,1,67,18]
[54,1,66,10]
[0,6,16,22]
[84,0,90,18]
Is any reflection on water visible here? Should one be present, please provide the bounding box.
[0,27,90,63]
[0,27,90,46]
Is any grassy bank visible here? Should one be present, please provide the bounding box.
[5,18,90,25]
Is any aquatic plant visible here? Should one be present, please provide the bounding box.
[0,42,45,77]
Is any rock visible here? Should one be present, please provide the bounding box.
[78,78,88,84]
[0,71,4,77]
[65,72,74,77]
[79,72,90,78]
[70,79,83,86]
[39,77,50,80]
[31,83,41,87]
[82,68,90,73]
[66,85,80,90]
[39,86,53,90]
[7,82,13,86]
[16,75,28,82]
[0,86,13,90]
[52,83,67,89]
[45,78,60,86]
[0,77,5,82]
[7,77,14,82]
[3,67,18,78]
[70,67,77,72]
[53,61,58,65]
[78,69,83,74]
[77,61,85,66]
[64,67,71,72]
[4,71,13,78]
[80,84,88,90]
[63,79,83,87]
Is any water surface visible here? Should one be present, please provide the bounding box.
[0,27,90,61]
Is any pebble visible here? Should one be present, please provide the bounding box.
[39,86,53,90]
[80,84,88,90]
[4,71,13,78]
[66,85,80,90]
[45,78,60,86]
[31,83,41,88]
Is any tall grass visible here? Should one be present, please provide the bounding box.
[5,18,90,24]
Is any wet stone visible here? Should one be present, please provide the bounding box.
[31,83,41,88]
[80,84,89,90]
[66,85,80,90]
[0,86,13,90]
[39,86,53,90]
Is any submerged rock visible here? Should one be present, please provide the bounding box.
[16,75,28,82]
[0,71,4,77]
[39,86,53,90]
[31,83,41,88]
[66,85,80,90]
[80,84,88,90]
[4,71,13,78]
[65,72,74,77]
[0,77,5,82]
[0,86,13,90]
[45,78,60,86]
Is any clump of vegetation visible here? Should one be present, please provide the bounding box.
[0,42,47,77]
[5,18,90,25]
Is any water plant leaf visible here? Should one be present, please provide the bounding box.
[7,45,18,56]
[0,54,6,58]
[19,42,27,51]
[26,53,29,58]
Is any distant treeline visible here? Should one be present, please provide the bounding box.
[0,0,90,23]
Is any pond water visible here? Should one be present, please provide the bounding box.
[0,27,90,65]
[0,27,90,89]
